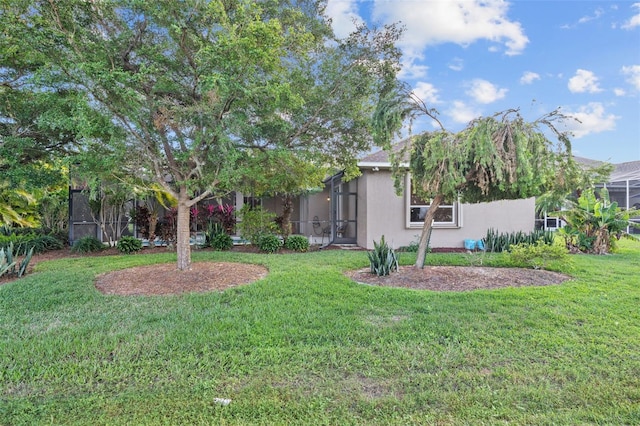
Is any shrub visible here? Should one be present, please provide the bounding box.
[117,236,143,254]
[507,240,570,271]
[0,233,64,255]
[257,234,282,253]
[71,236,104,253]
[211,232,234,251]
[284,235,309,252]
[367,235,399,277]
[237,205,279,245]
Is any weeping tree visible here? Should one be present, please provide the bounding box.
[375,88,580,268]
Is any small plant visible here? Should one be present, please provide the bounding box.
[71,236,105,253]
[257,233,283,253]
[117,236,143,254]
[284,235,309,252]
[508,240,570,271]
[484,228,555,253]
[202,223,233,251]
[0,243,34,278]
[367,235,399,277]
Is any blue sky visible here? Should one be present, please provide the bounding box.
[325,0,640,163]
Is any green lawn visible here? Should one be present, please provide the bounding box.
[1,240,639,425]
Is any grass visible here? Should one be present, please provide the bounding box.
[1,240,639,425]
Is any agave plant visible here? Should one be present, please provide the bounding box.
[368,235,399,277]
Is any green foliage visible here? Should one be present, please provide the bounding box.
[237,205,280,246]
[555,188,640,254]
[71,236,104,254]
[284,235,309,252]
[367,235,399,276]
[203,223,233,251]
[484,228,555,253]
[257,234,283,254]
[0,243,33,278]
[0,232,63,255]
[117,236,142,255]
[508,241,571,271]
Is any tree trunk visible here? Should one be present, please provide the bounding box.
[415,193,444,269]
[176,196,192,271]
[281,195,293,238]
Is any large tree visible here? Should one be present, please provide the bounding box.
[238,20,403,237]
[375,89,580,268]
[11,0,402,270]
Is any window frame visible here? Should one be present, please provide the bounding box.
[405,174,461,229]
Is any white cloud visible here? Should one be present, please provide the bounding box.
[466,79,507,104]
[568,69,603,93]
[562,103,619,138]
[520,71,540,85]
[621,65,640,90]
[614,88,627,96]
[413,82,441,105]
[448,57,464,72]
[398,55,430,80]
[446,101,481,124]
[325,0,363,39]
[372,0,529,56]
[621,3,640,29]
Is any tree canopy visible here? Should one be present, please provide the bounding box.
[6,0,403,269]
[374,85,580,268]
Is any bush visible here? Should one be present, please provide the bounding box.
[284,235,309,252]
[0,233,64,255]
[367,235,399,277]
[257,234,282,253]
[117,236,143,254]
[71,236,105,253]
[507,241,570,271]
[237,205,279,245]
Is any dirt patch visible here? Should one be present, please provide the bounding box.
[95,261,268,296]
[345,265,571,292]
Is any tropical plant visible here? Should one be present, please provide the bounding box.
[117,236,142,255]
[284,235,310,252]
[203,223,233,251]
[0,243,34,278]
[71,236,104,254]
[553,188,640,254]
[367,235,399,277]
[483,228,555,253]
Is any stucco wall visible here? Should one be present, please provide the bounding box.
[357,169,535,250]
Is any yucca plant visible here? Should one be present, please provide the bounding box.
[0,243,34,278]
[367,235,399,277]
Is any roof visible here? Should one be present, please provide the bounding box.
[361,143,640,183]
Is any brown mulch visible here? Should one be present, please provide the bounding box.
[346,265,570,292]
[1,246,571,295]
[95,262,269,296]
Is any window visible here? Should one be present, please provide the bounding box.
[406,175,460,228]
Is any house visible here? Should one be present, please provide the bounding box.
[252,143,536,250]
[69,146,639,249]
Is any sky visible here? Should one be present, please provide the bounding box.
[325,0,640,164]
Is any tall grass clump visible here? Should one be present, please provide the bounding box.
[367,235,398,276]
